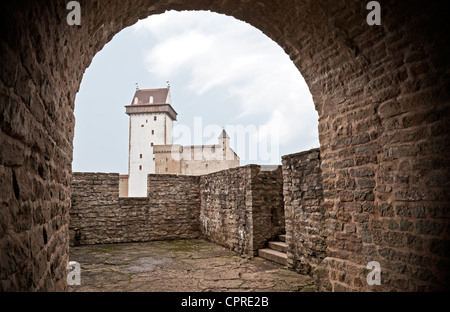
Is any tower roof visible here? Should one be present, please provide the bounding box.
[218,129,230,139]
[130,88,170,106]
[125,87,177,120]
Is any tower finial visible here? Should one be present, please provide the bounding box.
[135,83,139,91]
[166,81,170,89]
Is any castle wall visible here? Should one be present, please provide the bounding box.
[154,144,240,176]
[282,149,326,277]
[69,172,201,246]
[70,166,284,256]
[199,165,284,256]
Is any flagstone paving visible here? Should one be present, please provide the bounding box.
[68,239,314,292]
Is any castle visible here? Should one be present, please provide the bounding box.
[121,87,240,197]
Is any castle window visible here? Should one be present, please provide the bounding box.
[149,96,154,104]
[146,119,148,123]
[151,142,154,147]
[154,116,157,121]
[134,97,138,104]
[165,168,168,172]
[205,164,208,168]
[139,165,142,170]
[152,130,154,135]
[141,125,144,127]
[140,154,142,159]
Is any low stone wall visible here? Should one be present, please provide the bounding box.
[69,173,201,246]
[251,166,285,251]
[282,148,326,275]
[199,165,284,256]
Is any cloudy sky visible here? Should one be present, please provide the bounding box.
[72,11,319,173]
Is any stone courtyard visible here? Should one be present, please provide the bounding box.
[68,239,313,292]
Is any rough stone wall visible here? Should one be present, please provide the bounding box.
[315,2,450,291]
[251,166,285,251]
[282,149,326,277]
[69,173,201,246]
[199,166,253,255]
[1,0,449,291]
[199,165,284,256]
[147,174,201,240]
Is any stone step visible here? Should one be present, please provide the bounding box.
[279,234,286,242]
[268,241,287,253]
[258,248,288,266]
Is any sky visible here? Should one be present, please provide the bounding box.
[72,10,319,174]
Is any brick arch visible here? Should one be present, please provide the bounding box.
[0,0,448,291]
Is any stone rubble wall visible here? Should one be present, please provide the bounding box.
[69,173,201,246]
[199,165,284,256]
[70,167,285,254]
[250,166,285,251]
[282,149,326,276]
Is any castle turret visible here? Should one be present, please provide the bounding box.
[218,129,230,160]
[125,87,177,197]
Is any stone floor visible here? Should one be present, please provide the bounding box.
[68,239,314,292]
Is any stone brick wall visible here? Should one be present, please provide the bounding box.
[199,165,284,256]
[147,174,201,240]
[69,173,201,246]
[282,149,326,276]
[251,166,285,251]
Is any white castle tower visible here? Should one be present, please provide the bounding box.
[125,87,177,197]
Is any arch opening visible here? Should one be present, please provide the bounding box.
[69,11,320,286]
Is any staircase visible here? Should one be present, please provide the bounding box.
[258,234,287,266]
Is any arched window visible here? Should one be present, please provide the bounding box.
[149,96,154,104]
[134,97,138,104]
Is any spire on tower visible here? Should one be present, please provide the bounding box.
[218,128,230,139]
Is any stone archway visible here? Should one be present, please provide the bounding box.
[0,0,449,291]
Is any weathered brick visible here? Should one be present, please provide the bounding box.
[395,205,411,217]
[399,220,414,232]
[361,230,373,243]
[380,204,394,217]
[383,231,407,248]
[350,167,374,177]
[416,220,444,236]
[356,178,376,189]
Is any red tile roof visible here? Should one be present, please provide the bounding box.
[126,87,177,120]
[131,88,169,106]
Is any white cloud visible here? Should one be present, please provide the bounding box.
[133,10,319,157]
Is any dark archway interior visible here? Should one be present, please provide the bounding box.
[0,0,449,291]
